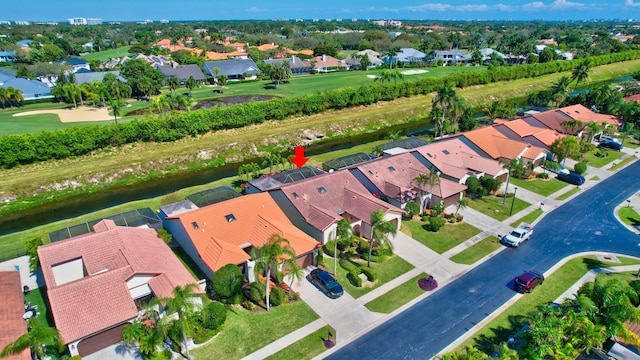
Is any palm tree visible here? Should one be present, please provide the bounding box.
[108,98,126,124]
[384,47,401,70]
[551,76,571,107]
[159,284,199,358]
[0,87,8,109]
[1,319,64,359]
[184,75,199,97]
[213,66,221,83]
[7,87,24,107]
[412,171,440,213]
[571,60,591,91]
[151,94,170,117]
[367,210,397,268]
[357,53,371,70]
[561,119,584,135]
[432,84,457,138]
[585,121,603,142]
[454,198,467,216]
[374,70,404,84]
[334,218,354,275]
[250,234,297,311]
[166,76,179,92]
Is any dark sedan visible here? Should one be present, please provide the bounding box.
[309,269,344,299]
[515,271,544,293]
[557,172,585,185]
[599,141,623,151]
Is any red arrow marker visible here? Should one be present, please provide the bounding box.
[290,146,309,168]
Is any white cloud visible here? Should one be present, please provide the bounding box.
[246,7,265,13]
[626,0,640,7]
[549,0,587,9]
[522,1,546,9]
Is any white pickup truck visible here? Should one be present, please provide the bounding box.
[502,224,533,247]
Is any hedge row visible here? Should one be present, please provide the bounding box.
[2,51,639,169]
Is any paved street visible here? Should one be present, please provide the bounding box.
[324,159,640,359]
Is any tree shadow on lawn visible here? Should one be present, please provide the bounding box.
[474,314,528,354]
[582,257,612,271]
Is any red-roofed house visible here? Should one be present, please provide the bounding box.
[349,152,467,210]
[558,104,622,129]
[305,55,348,72]
[160,192,320,280]
[38,220,202,357]
[269,170,403,244]
[494,118,566,149]
[0,271,30,360]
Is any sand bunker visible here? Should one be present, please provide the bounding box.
[366,74,378,79]
[13,106,114,122]
[401,69,428,75]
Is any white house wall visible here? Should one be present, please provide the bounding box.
[268,191,326,243]
[160,214,213,279]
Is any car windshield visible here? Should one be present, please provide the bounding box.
[510,231,521,237]
[325,278,338,288]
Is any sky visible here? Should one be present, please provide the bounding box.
[5,0,640,22]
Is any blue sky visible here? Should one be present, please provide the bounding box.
[5,0,640,22]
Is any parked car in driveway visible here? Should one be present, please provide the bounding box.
[309,269,344,299]
[515,271,544,293]
[557,172,585,185]
[599,141,623,151]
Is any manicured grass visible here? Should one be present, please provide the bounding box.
[619,206,640,226]
[401,220,482,254]
[623,138,639,149]
[24,287,54,328]
[466,195,531,221]
[327,255,414,298]
[590,176,600,180]
[555,186,581,201]
[449,236,502,265]
[190,301,319,360]
[81,45,132,61]
[581,149,624,168]
[264,325,336,360]
[510,209,543,228]
[364,273,429,313]
[610,156,636,170]
[459,255,640,353]
[172,246,208,281]
[508,177,567,197]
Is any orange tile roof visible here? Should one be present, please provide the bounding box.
[460,126,546,161]
[277,170,403,232]
[558,104,622,126]
[500,119,565,147]
[0,271,30,360]
[258,43,279,51]
[414,138,505,179]
[169,192,319,272]
[38,220,200,344]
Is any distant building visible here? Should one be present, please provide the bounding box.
[0,20,11,25]
[68,17,87,25]
[372,19,402,27]
[160,19,169,24]
[13,21,31,26]
[86,18,102,25]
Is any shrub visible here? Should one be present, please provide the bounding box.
[361,253,385,263]
[156,229,173,245]
[404,201,420,218]
[594,149,608,158]
[465,176,480,194]
[421,215,429,222]
[357,239,369,254]
[431,203,445,217]
[418,276,438,291]
[536,172,549,179]
[211,264,244,304]
[336,238,351,251]
[270,286,286,306]
[201,301,227,330]
[241,300,256,310]
[428,216,446,232]
[316,248,324,266]
[456,214,464,223]
[193,327,217,345]
[288,291,301,301]
[574,161,588,175]
[324,240,337,257]
[360,267,377,281]
[339,259,359,272]
[448,217,456,223]
[248,281,265,303]
[347,270,362,287]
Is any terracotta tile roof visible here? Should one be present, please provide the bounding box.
[413,139,505,179]
[460,126,545,161]
[0,271,30,360]
[625,94,640,103]
[38,220,200,344]
[558,104,622,126]
[528,109,576,134]
[499,119,565,147]
[168,192,318,272]
[277,170,403,231]
[307,55,347,69]
[257,43,279,51]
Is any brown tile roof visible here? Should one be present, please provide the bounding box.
[413,139,505,179]
[499,119,565,147]
[168,192,318,272]
[460,126,547,161]
[0,271,30,360]
[558,104,622,127]
[38,220,200,344]
[277,170,403,231]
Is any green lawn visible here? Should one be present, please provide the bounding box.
[460,255,640,353]
[623,138,639,149]
[466,195,531,221]
[610,156,636,171]
[81,45,132,62]
[508,177,567,197]
[265,325,336,360]
[0,103,116,135]
[510,209,543,228]
[590,176,600,181]
[449,236,502,265]
[619,206,640,226]
[190,301,318,360]
[581,149,624,168]
[364,273,429,313]
[401,220,482,254]
[24,287,54,328]
[172,246,207,281]
[555,187,581,201]
[327,255,414,298]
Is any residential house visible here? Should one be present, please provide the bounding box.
[349,152,467,210]
[263,56,313,75]
[268,170,403,244]
[493,118,566,150]
[384,48,427,65]
[1,78,53,101]
[15,39,34,50]
[64,58,91,73]
[345,49,384,68]
[0,50,16,62]
[0,271,30,360]
[433,49,468,65]
[157,64,207,84]
[305,55,348,72]
[202,59,261,80]
[558,104,622,129]
[160,192,319,280]
[448,126,547,166]
[411,139,508,186]
[131,53,174,68]
[74,70,125,85]
[246,166,326,194]
[0,68,16,86]
[38,219,203,357]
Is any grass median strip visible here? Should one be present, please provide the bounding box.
[265,325,336,360]
[449,236,502,265]
[466,196,531,221]
[555,186,581,201]
[619,206,640,226]
[610,156,636,171]
[365,273,429,313]
[509,209,543,227]
[401,221,481,254]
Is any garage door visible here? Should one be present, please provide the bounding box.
[443,195,459,208]
[77,323,128,357]
[296,252,314,268]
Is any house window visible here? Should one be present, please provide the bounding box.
[368,170,374,175]
[443,150,450,155]
[388,166,396,171]
[293,192,299,199]
[224,214,236,222]
[317,187,327,194]
[191,221,199,229]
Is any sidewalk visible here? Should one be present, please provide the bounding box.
[243,154,639,360]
